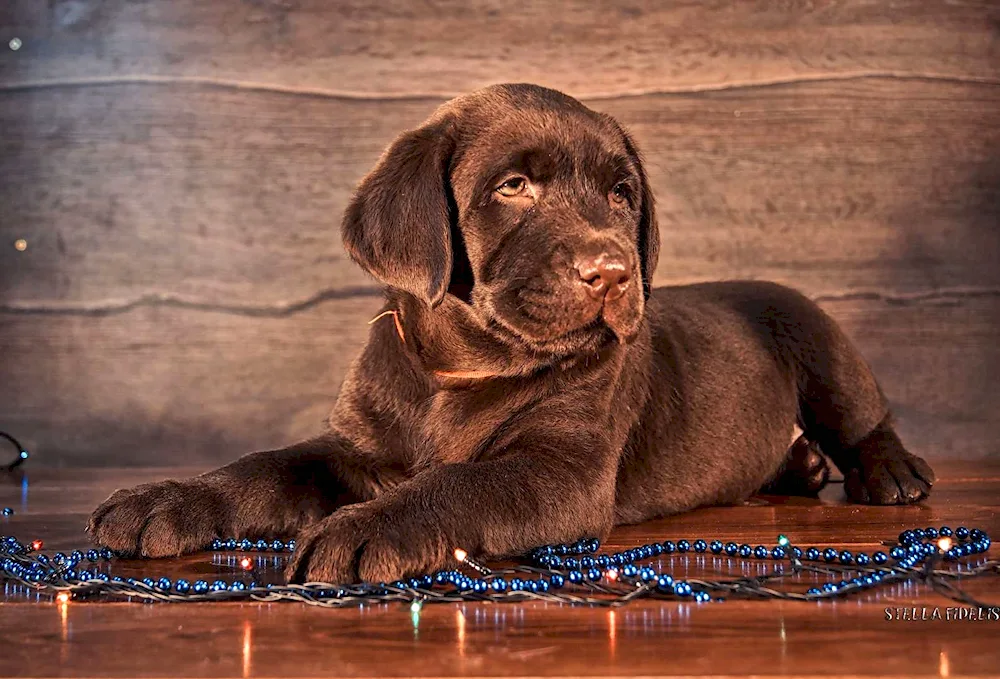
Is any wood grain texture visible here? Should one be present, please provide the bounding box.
[1,1,998,466]
[1,79,998,308]
[0,462,998,677]
[2,0,998,96]
[0,296,383,466]
[0,295,996,466]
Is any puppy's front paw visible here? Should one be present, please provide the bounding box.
[284,502,450,584]
[844,446,936,505]
[88,480,232,558]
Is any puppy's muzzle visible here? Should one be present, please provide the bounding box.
[574,243,632,303]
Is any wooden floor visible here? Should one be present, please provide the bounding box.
[0,461,998,678]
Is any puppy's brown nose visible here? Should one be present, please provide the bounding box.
[575,251,631,301]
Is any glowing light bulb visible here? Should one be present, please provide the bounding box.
[453,548,467,563]
[239,557,253,570]
[56,592,70,603]
[937,537,953,552]
[30,540,43,551]
[605,568,619,581]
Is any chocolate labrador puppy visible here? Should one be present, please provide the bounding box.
[89,83,935,583]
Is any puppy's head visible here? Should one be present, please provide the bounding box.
[343,84,659,356]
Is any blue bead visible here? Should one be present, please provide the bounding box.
[52,552,65,563]
[823,548,838,562]
[939,526,953,537]
[890,546,906,560]
[174,579,190,594]
[677,540,690,553]
[956,526,970,540]
[586,568,601,581]
[211,580,227,591]
[622,564,638,577]
[913,528,926,541]
[271,540,285,552]
[254,540,267,551]
[772,546,786,559]
[580,556,595,568]
[85,550,99,562]
[156,577,172,590]
[639,567,656,582]
[587,538,600,553]
[193,580,208,594]
[549,574,565,589]
[693,540,707,553]
[141,577,155,588]
[709,540,723,554]
[535,579,550,592]
[725,542,738,556]
[434,572,449,585]
[662,541,676,554]
[791,546,803,559]
[71,550,83,561]
[872,551,888,564]
[822,583,837,593]
[565,557,579,569]
[1,508,12,516]
[568,570,583,584]
[753,546,768,559]
[899,530,914,545]
[210,538,223,550]
[656,575,674,590]
[100,548,114,560]
[548,555,562,568]
[839,550,853,564]
[509,578,523,591]
[738,544,752,558]
[673,581,692,596]
[971,529,986,541]
[287,539,296,552]
[490,578,507,592]
[855,553,870,566]
[238,539,252,551]
[224,539,237,550]
[230,581,246,591]
[472,580,488,593]
[596,555,611,567]
[924,527,938,540]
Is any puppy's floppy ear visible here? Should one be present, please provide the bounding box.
[622,132,660,300]
[342,118,456,307]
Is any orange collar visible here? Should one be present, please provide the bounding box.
[368,309,499,381]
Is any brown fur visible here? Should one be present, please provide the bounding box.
[88,84,935,583]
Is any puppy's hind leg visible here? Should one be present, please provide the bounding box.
[778,290,936,505]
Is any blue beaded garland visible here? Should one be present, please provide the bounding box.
[0,523,991,608]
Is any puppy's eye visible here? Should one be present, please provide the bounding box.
[496,176,528,197]
[610,182,630,206]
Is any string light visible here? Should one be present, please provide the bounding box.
[56,592,70,603]
[453,548,491,576]
[239,557,254,571]
[0,525,994,609]
[0,430,30,472]
[937,536,954,552]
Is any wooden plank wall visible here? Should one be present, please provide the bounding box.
[0,1,997,466]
